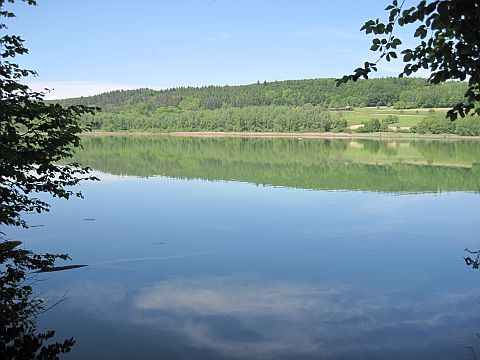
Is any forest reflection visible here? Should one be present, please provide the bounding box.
[73,136,480,193]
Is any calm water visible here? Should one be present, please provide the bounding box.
[5,136,480,359]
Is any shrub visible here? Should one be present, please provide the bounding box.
[416,115,455,134]
[380,119,389,132]
[358,118,381,133]
[331,117,348,132]
[385,115,399,124]
[455,117,480,136]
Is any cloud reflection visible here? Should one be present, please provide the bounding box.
[129,277,478,358]
[135,277,339,317]
[65,276,479,359]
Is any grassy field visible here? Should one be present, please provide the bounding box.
[332,107,449,127]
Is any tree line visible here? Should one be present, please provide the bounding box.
[60,77,466,111]
[58,77,478,134]
[80,104,347,132]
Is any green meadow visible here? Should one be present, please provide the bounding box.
[333,107,449,127]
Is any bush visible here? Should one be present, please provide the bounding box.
[331,117,348,132]
[385,115,399,124]
[416,115,455,134]
[455,117,480,136]
[380,119,389,132]
[358,118,381,133]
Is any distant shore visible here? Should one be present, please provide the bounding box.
[80,131,480,141]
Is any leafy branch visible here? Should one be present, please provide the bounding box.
[336,0,480,120]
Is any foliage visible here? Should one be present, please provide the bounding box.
[416,114,456,134]
[385,115,399,124]
[79,104,337,133]
[0,245,75,359]
[178,96,200,110]
[331,116,348,132]
[394,82,468,109]
[59,77,467,112]
[455,117,480,136]
[359,118,382,132]
[0,1,95,358]
[57,78,469,133]
[0,0,98,227]
[380,119,389,132]
[336,0,480,120]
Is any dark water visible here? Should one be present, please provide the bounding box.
[5,136,480,359]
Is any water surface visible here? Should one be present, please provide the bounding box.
[5,136,480,360]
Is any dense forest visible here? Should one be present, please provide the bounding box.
[56,77,475,133]
[80,104,347,132]
[72,136,480,193]
[61,77,466,110]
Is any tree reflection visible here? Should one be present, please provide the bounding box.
[70,136,480,193]
[0,240,76,359]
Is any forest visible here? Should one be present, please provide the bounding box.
[55,77,478,134]
[61,77,466,110]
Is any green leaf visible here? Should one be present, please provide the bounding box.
[403,52,413,62]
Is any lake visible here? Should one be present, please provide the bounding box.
[5,136,480,360]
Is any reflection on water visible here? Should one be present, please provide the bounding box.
[0,241,76,358]
[72,136,480,193]
[4,136,480,359]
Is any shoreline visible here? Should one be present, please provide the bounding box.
[80,131,480,141]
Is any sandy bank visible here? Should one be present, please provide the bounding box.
[80,131,480,141]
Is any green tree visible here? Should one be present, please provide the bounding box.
[1,1,98,357]
[416,113,456,133]
[337,0,480,120]
[0,0,98,228]
[359,118,381,132]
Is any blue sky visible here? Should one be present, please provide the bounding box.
[5,0,416,98]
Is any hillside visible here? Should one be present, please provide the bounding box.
[59,77,466,111]
[55,78,473,133]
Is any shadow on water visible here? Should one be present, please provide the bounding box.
[0,239,86,358]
